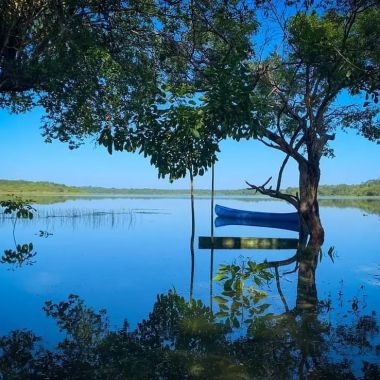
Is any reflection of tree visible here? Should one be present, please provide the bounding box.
[1,286,379,379]
[211,241,379,378]
[296,246,319,311]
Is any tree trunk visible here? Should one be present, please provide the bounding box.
[296,245,319,311]
[298,160,324,245]
[189,170,195,301]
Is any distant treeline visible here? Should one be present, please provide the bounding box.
[285,179,380,197]
[0,178,379,197]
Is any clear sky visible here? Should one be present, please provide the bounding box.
[1,107,379,189]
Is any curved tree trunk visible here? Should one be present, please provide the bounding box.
[298,160,324,246]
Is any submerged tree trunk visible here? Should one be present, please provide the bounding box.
[296,244,319,311]
[298,160,324,246]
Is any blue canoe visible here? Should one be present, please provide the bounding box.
[215,204,300,232]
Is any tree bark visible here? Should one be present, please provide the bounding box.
[298,160,324,245]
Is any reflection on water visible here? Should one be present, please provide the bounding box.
[0,285,378,379]
[319,198,380,217]
[1,243,36,268]
[0,197,379,378]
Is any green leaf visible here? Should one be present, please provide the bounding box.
[213,296,228,304]
[232,317,240,328]
[224,279,234,291]
[213,273,227,281]
[215,311,229,318]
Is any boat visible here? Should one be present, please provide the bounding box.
[215,216,300,232]
[215,204,299,232]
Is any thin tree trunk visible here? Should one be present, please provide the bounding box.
[190,171,195,254]
[210,163,215,245]
[210,164,215,310]
[189,170,195,301]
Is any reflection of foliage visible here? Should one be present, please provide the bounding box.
[0,292,379,379]
[136,291,228,352]
[0,330,41,380]
[319,198,380,217]
[1,243,36,267]
[44,294,108,345]
[214,261,273,329]
[336,313,379,351]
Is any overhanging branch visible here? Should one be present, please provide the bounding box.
[245,177,299,209]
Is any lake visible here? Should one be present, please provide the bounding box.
[0,196,379,379]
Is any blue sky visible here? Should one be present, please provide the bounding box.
[0,108,379,189]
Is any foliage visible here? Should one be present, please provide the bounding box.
[286,178,380,197]
[213,260,273,329]
[201,1,380,241]
[1,0,160,148]
[131,100,220,181]
[0,196,35,219]
[0,0,257,182]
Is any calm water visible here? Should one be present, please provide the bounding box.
[0,197,379,379]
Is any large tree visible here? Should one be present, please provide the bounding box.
[204,0,380,244]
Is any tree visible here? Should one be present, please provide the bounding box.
[78,0,257,194]
[0,0,165,142]
[1,0,256,174]
[4,1,379,246]
[204,0,380,244]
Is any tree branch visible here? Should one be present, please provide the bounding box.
[246,178,299,209]
[276,154,290,193]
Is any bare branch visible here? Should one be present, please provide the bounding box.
[276,154,290,193]
[245,179,299,209]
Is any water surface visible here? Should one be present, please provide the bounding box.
[0,197,379,378]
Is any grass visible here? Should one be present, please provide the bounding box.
[0,207,169,230]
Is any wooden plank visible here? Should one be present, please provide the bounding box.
[198,236,299,250]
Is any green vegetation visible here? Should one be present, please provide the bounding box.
[1,178,380,197]
[286,179,380,197]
